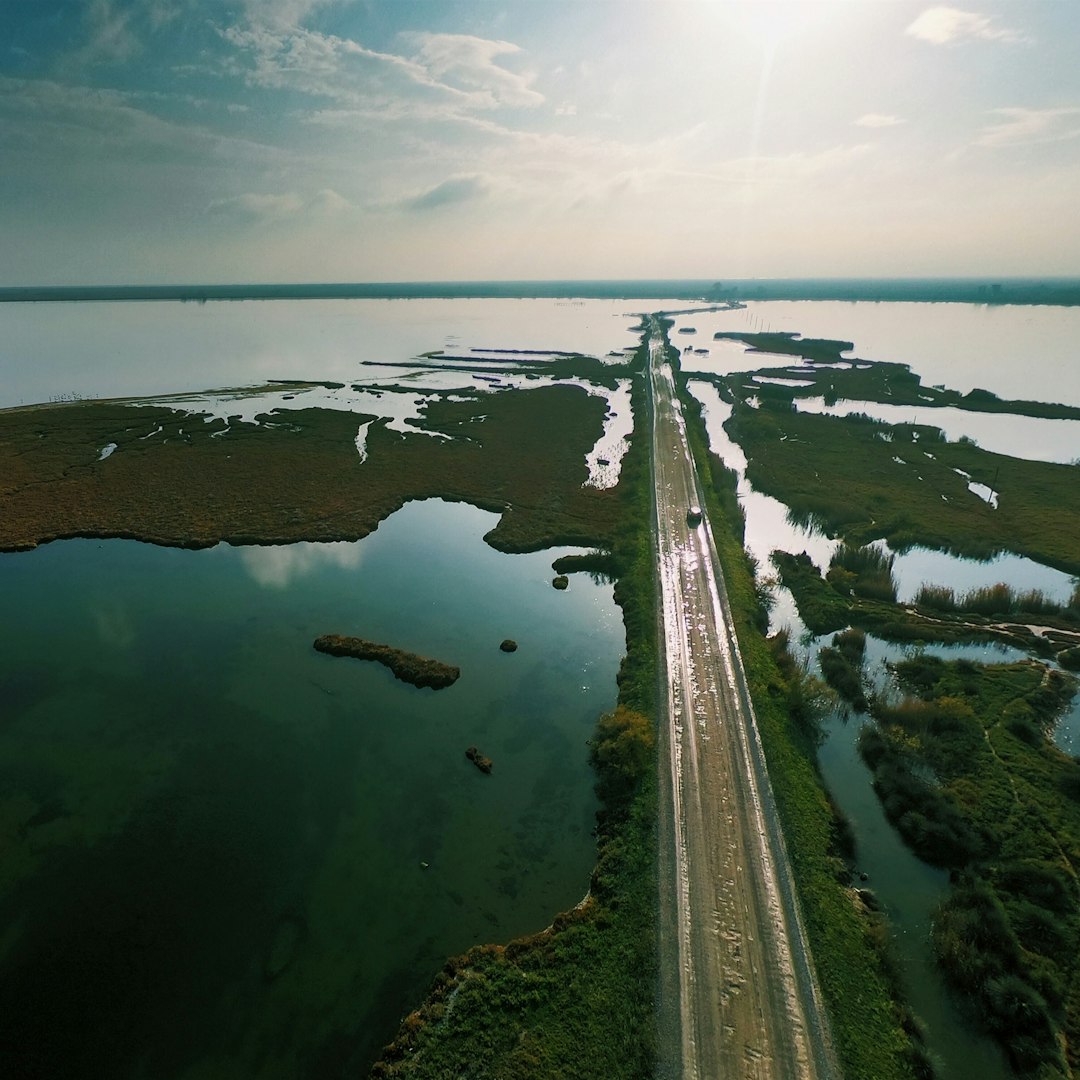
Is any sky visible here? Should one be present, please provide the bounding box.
[2,0,1079,284]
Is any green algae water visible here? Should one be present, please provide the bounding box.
[0,499,624,1078]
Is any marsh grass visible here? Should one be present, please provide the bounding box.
[0,385,621,556]
[862,655,1080,1075]
[725,396,1080,577]
[916,582,1064,618]
[819,628,870,712]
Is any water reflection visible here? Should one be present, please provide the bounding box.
[0,501,625,1077]
[667,300,1080,407]
[796,395,1080,465]
[238,539,364,588]
[887,544,1076,606]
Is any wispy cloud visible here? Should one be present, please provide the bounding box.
[855,113,905,129]
[400,174,491,212]
[68,0,140,66]
[403,33,543,110]
[218,17,543,121]
[905,7,1028,46]
[0,75,284,169]
[209,188,350,219]
[975,106,1080,148]
[64,0,182,68]
[241,0,345,32]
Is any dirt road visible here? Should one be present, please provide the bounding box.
[649,318,837,1080]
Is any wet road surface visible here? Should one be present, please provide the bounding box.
[649,317,838,1080]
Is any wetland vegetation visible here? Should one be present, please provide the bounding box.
[5,299,1079,1079]
[0,383,621,556]
[700,327,1080,1076]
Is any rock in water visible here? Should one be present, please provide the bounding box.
[465,746,493,774]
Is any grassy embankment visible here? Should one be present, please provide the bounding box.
[673,335,927,1080]
[860,655,1080,1077]
[368,336,660,1077]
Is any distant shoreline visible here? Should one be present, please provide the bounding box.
[2,277,1080,306]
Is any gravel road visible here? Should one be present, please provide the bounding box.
[649,317,838,1080]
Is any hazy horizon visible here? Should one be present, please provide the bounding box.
[4,1,1080,285]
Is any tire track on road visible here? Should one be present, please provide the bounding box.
[649,317,837,1080]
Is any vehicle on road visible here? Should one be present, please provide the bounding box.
[686,505,703,527]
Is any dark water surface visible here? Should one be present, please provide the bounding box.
[0,499,623,1078]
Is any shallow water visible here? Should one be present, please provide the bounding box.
[0,499,624,1077]
[796,395,1080,465]
[667,301,1080,407]
[0,297,652,409]
[816,637,1026,1080]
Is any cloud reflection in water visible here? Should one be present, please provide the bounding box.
[239,541,363,589]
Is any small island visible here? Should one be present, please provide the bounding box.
[465,746,493,774]
[313,635,460,689]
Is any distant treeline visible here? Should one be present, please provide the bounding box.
[3,277,1080,305]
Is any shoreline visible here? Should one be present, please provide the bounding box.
[3,277,1080,306]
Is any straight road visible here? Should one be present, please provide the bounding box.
[649,317,838,1080]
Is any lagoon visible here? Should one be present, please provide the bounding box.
[0,499,624,1076]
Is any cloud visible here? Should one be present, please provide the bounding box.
[905,7,1028,45]
[401,174,490,212]
[71,0,140,65]
[0,75,282,168]
[241,0,345,31]
[855,113,905,128]
[209,188,351,218]
[218,15,543,124]
[403,33,544,109]
[65,0,182,67]
[311,187,351,212]
[975,107,1080,148]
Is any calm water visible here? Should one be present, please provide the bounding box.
[0,500,624,1077]
[0,298,652,409]
[667,301,1080,407]
[4,297,1077,1077]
